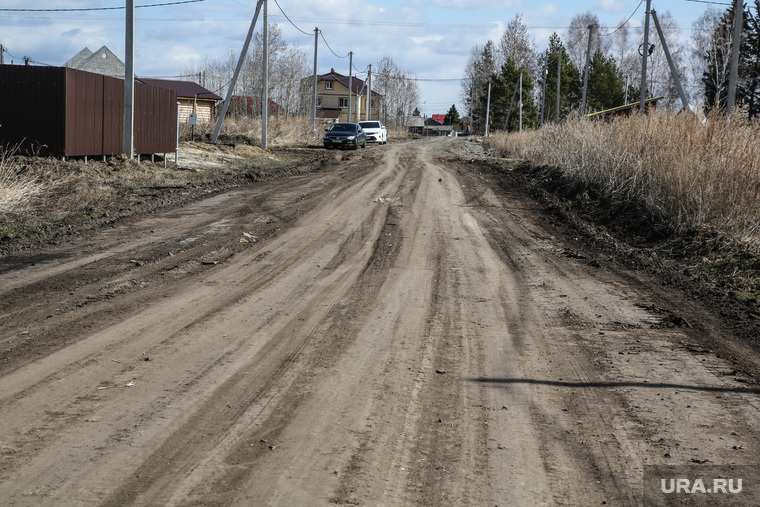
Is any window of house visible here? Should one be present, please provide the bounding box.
[339,97,349,108]
[325,81,333,90]
[316,97,323,107]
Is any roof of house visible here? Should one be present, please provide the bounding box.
[318,68,381,97]
[585,96,664,118]
[64,46,125,79]
[138,78,222,101]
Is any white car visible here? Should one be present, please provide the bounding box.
[358,121,387,144]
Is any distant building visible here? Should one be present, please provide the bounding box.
[139,78,222,124]
[314,68,381,123]
[64,46,125,79]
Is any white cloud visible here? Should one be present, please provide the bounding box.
[595,0,626,14]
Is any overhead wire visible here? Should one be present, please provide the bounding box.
[602,0,645,37]
[0,0,205,12]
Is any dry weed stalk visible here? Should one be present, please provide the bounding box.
[488,111,760,248]
[0,150,43,217]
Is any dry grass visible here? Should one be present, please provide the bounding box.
[487,111,760,249]
[181,116,323,147]
[0,150,43,217]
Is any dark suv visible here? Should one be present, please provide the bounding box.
[323,122,367,150]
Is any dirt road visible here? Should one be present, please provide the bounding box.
[2,138,759,505]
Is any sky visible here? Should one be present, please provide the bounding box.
[0,0,721,117]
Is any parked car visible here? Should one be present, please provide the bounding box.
[358,121,387,144]
[323,122,367,150]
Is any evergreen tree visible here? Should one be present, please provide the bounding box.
[542,34,583,122]
[444,104,461,126]
[586,50,625,113]
[480,58,539,132]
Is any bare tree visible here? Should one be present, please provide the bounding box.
[498,14,538,81]
[689,8,726,109]
[645,11,689,110]
[565,12,609,71]
[373,56,421,128]
[461,41,497,133]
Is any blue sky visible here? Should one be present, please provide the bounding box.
[0,0,717,116]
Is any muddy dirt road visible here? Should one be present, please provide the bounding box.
[2,138,760,506]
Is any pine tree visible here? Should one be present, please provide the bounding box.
[587,50,625,113]
[542,33,583,122]
[444,104,461,126]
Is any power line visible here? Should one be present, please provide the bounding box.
[0,0,205,12]
[271,0,311,36]
[602,0,645,37]
[320,31,348,59]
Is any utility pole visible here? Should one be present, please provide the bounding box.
[519,71,523,132]
[556,48,562,124]
[485,78,491,137]
[211,0,264,144]
[347,52,353,122]
[651,10,690,112]
[540,66,547,128]
[261,0,268,150]
[727,0,744,115]
[311,27,318,128]
[1,45,4,65]
[124,0,135,158]
[640,0,652,115]
[469,81,474,134]
[504,81,518,131]
[581,24,594,117]
[366,64,372,120]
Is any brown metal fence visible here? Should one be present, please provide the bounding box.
[0,65,177,157]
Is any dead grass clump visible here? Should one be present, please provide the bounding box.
[180,116,323,147]
[487,111,760,249]
[0,151,43,216]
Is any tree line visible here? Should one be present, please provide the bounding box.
[460,4,760,135]
[182,23,421,129]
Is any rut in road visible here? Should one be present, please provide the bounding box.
[1,139,760,506]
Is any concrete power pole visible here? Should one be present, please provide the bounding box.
[211,0,264,144]
[261,0,268,150]
[651,10,690,112]
[1,45,5,65]
[347,52,353,122]
[540,66,547,128]
[727,0,744,115]
[639,0,652,115]
[556,48,562,124]
[519,71,523,132]
[485,78,491,137]
[367,64,372,121]
[124,0,135,158]
[581,24,594,117]
[311,28,318,128]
